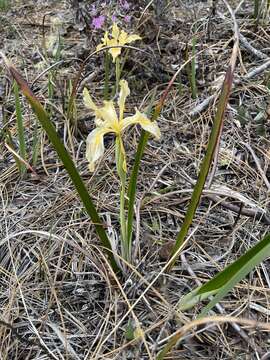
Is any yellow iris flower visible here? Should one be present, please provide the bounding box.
[96,22,141,62]
[83,80,161,172]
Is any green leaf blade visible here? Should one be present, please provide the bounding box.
[168,63,235,269]
[7,62,119,273]
[179,233,270,313]
[14,81,27,173]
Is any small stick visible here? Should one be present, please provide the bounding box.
[5,142,38,176]
[243,143,270,192]
[207,194,270,224]
[239,33,268,60]
[189,59,270,117]
[173,170,270,225]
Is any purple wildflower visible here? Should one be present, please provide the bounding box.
[120,0,130,10]
[124,15,131,22]
[112,14,117,22]
[92,15,106,29]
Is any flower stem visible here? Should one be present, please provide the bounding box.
[115,57,121,95]
[104,50,110,100]
[115,137,129,262]
[120,173,128,259]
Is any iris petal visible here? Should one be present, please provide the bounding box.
[96,23,141,62]
[125,34,141,43]
[99,101,119,130]
[112,23,120,40]
[83,88,104,124]
[83,88,98,111]
[107,38,121,62]
[110,49,121,62]
[84,79,160,173]
[118,80,130,121]
[118,30,128,45]
[121,110,161,139]
[86,128,109,172]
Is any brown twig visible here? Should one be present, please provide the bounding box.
[239,33,268,60]
[0,318,58,360]
[206,194,270,225]
[189,59,270,117]
[242,143,270,192]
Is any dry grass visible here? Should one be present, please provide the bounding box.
[1,0,270,358]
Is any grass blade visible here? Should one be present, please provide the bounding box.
[198,232,270,317]
[1,105,22,171]
[254,0,260,19]
[179,233,270,313]
[185,37,198,99]
[157,232,270,359]
[2,55,119,273]
[14,80,27,174]
[31,119,41,167]
[190,36,197,99]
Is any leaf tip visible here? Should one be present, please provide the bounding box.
[1,52,36,100]
[224,64,234,88]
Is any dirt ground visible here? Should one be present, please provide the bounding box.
[0,0,270,359]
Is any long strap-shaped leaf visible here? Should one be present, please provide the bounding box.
[168,4,239,269]
[126,89,157,251]
[126,130,149,249]
[2,55,119,273]
[167,64,234,269]
[195,232,270,317]
[157,232,270,359]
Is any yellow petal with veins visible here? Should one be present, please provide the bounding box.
[118,30,128,45]
[97,24,141,62]
[86,127,109,172]
[83,78,160,173]
[98,100,119,130]
[121,110,161,140]
[83,88,98,111]
[107,38,121,62]
[83,87,103,123]
[112,22,120,40]
[125,34,141,44]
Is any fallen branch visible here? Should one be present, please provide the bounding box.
[207,194,270,225]
[239,33,268,60]
[189,59,270,117]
